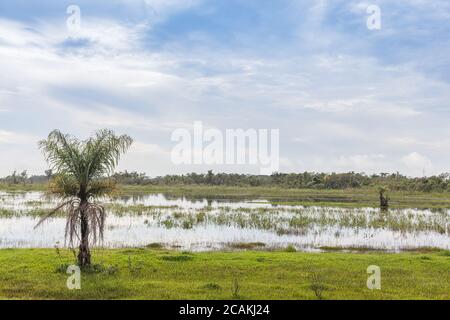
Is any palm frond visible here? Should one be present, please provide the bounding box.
[38,130,82,180]
[35,199,106,248]
[84,129,133,181]
[33,200,72,229]
[39,129,133,198]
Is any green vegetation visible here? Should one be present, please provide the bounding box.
[4,170,450,193]
[0,248,449,300]
[2,201,448,235]
[1,130,448,302]
[106,170,450,193]
[3,183,450,208]
[228,242,266,250]
[0,183,47,192]
[121,185,450,209]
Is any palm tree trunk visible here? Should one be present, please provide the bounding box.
[379,192,389,210]
[78,200,91,267]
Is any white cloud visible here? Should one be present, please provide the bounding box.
[0,130,37,145]
[1,4,450,177]
[401,152,433,176]
[333,154,387,173]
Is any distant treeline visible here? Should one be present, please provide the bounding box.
[105,170,450,192]
[2,170,450,192]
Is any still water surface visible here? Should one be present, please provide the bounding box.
[0,191,449,251]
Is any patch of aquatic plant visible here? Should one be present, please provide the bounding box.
[401,247,444,253]
[146,242,164,249]
[155,211,209,229]
[136,205,450,236]
[24,200,46,207]
[228,242,266,250]
[0,209,16,218]
[105,203,179,217]
[0,207,60,218]
[284,245,297,252]
[319,246,387,252]
[162,218,174,228]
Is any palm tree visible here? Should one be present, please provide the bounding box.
[35,129,133,267]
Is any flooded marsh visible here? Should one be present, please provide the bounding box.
[0,191,449,252]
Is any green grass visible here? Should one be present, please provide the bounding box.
[0,183,48,192]
[3,183,450,208]
[0,248,449,300]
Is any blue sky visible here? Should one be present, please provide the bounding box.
[0,0,450,176]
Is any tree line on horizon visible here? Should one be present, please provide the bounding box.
[2,169,450,192]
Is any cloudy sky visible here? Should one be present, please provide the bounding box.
[0,0,449,177]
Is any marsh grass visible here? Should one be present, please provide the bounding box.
[229,242,266,250]
[284,245,297,252]
[231,277,241,299]
[319,246,388,252]
[91,204,450,235]
[1,190,449,251]
[2,191,450,235]
[146,243,164,249]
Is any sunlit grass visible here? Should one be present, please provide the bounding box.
[0,248,449,300]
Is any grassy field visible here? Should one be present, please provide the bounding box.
[3,183,450,208]
[0,183,48,192]
[0,248,449,300]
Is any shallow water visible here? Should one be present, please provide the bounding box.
[0,191,449,251]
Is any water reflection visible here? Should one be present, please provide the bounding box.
[0,191,449,251]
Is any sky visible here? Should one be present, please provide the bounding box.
[0,0,450,177]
